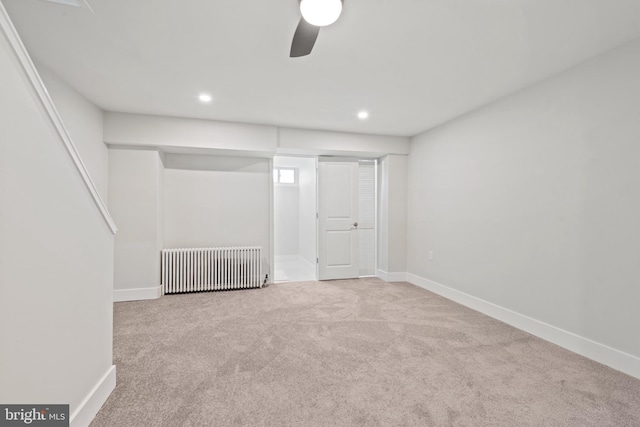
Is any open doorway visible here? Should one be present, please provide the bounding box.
[273,156,317,282]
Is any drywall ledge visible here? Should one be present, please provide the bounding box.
[104,112,278,156]
[114,286,162,302]
[406,273,640,380]
[69,365,116,427]
[0,3,116,234]
[278,127,410,157]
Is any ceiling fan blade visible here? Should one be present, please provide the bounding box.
[290,18,320,58]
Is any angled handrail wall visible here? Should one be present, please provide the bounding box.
[0,2,117,234]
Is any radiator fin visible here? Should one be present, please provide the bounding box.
[161,246,262,294]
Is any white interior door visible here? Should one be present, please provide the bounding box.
[318,158,359,280]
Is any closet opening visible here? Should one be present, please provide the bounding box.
[273,156,317,282]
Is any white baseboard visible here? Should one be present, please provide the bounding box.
[406,273,640,380]
[114,286,161,302]
[70,365,116,427]
[377,269,407,283]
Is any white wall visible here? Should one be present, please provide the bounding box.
[274,185,299,256]
[377,155,408,279]
[164,154,271,273]
[297,158,317,265]
[407,38,640,375]
[37,63,109,202]
[157,152,165,272]
[0,22,114,426]
[108,148,163,299]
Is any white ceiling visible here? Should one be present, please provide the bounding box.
[4,0,640,137]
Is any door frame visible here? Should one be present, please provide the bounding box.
[316,156,378,280]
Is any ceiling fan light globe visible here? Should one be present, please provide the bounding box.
[300,0,343,27]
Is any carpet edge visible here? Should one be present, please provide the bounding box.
[406,272,640,380]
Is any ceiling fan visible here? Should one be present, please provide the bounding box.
[290,0,343,57]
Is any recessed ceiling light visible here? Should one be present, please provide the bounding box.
[357,111,369,120]
[198,93,213,103]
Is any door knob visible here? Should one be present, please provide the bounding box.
[353,222,358,229]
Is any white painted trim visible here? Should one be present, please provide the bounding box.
[406,273,640,380]
[69,365,116,427]
[268,157,275,285]
[0,4,117,234]
[377,269,407,282]
[114,286,162,302]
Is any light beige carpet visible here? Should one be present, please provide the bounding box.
[91,278,640,426]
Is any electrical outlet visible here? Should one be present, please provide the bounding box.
[428,250,434,261]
